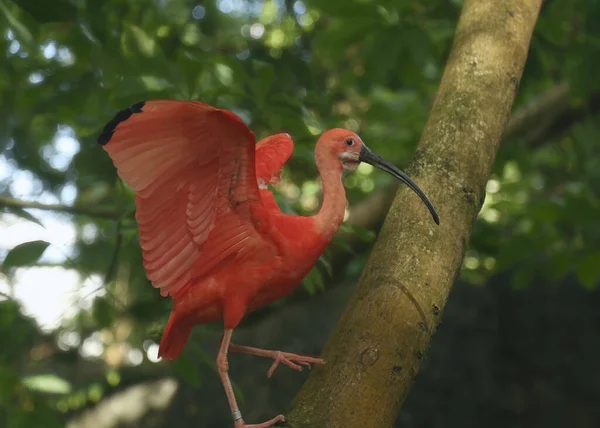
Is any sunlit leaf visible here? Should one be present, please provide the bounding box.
[129,25,156,57]
[22,374,72,394]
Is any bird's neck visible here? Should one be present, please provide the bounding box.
[315,164,347,239]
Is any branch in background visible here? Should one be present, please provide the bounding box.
[526,88,600,148]
[503,81,570,142]
[287,1,542,426]
[0,196,126,220]
[504,81,600,147]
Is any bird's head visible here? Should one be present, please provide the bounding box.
[316,128,364,172]
[316,128,440,225]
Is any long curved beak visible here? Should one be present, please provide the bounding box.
[359,145,440,225]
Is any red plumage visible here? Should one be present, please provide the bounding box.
[101,101,332,357]
[99,99,438,427]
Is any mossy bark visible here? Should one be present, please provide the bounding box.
[286,1,542,427]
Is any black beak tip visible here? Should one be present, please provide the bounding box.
[359,144,440,225]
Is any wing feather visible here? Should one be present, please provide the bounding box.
[99,100,275,297]
[255,133,294,187]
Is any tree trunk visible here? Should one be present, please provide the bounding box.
[286,1,542,427]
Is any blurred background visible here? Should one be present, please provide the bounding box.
[0,0,599,427]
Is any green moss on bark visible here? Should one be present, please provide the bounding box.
[286,1,543,427]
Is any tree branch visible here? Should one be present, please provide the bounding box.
[286,1,543,427]
[0,196,126,220]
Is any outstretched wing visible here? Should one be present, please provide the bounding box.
[99,100,273,298]
[255,133,294,188]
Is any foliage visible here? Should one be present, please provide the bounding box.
[0,0,598,426]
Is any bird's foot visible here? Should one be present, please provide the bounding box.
[227,342,325,378]
[266,351,325,378]
[234,414,285,428]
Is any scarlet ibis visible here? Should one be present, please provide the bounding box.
[98,100,439,427]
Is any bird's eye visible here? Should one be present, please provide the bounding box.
[345,138,354,146]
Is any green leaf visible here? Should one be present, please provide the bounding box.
[576,251,600,290]
[22,374,72,394]
[303,266,325,295]
[318,255,333,279]
[92,297,115,328]
[0,366,19,401]
[3,240,50,269]
[171,353,201,387]
[12,0,77,23]
[330,233,356,255]
[3,206,44,228]
[340,223,376,243]
[122,25,156,57]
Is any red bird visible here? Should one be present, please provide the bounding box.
[98,100,439,427]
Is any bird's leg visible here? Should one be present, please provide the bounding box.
[228,342,325,378]
[217,329,285,428]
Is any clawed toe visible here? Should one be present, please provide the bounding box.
[226,342,325,379]
[267,351,325,378]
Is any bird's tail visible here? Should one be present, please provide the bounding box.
[158,312,193,360]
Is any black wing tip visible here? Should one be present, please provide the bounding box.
[130,101,145,113]
[97,130,114,145]
[97,101,146,145]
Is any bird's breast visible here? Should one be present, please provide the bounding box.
[245,218,331,310]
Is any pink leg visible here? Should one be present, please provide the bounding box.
[217,329,285,428]
[229,342,325,378]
